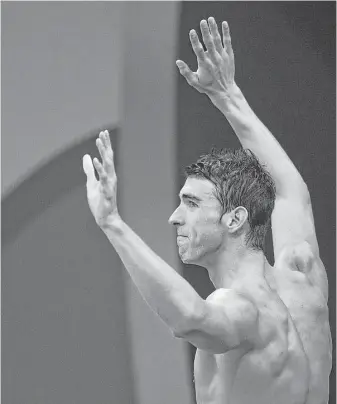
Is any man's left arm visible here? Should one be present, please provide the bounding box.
[83,131,258,350]
[100,216,205,336]
[103,219,259,354]
[83,130,205,336]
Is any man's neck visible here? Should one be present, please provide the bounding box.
[203,242,267,289]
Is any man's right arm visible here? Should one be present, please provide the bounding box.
[177,18,320,260]
[209,84,319,258]
[210,84,307,197]
[211,85,329,300]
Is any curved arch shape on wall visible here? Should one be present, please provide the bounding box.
[2,126,119,246]
[2,125,138,404]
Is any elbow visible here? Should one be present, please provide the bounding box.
[173,300,206,338]
[172,315,198,339]
[172,322,190,339]
[173,328,186,339]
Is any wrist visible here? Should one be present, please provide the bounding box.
[98,213,124,233]
[209,82,243,110]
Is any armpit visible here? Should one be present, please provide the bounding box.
[278,242,329,301]
[278,241,314,273]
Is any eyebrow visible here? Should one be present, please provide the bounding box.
[179,192,203,203]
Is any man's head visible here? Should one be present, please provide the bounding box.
[168,147,276,265]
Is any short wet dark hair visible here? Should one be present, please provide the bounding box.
[184,147,276,250]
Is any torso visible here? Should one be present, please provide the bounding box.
[194,280,310,404]
[265,256,332,404]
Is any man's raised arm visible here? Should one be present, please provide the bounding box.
[81,130,259,351]
[176,18,320,264]
[81,131,205,336]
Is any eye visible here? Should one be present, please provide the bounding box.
[187,200,198,208]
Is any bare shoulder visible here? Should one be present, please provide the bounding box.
[205,288,258,326]
[221,283,291,347]
[206,288,250,303]
[204,287,288,346]
[205,288,269,324]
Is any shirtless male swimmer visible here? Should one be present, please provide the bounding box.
[82,18,332,404]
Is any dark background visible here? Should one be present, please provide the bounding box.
[2,2,335,403]
[176,2,336,403]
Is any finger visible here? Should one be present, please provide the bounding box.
[96,136,109,172]
[99,130,108,149]
[93,157,108,185]
[83,154,98,186]
[208,17,223,54]
[104,130,112,150]
[103,130,114,162]
[189,30,206,63]
[97,132,106,159]
[200,19,217,62]
[100,130,115,176]
[176,60,199,88]
[222,21,233,57]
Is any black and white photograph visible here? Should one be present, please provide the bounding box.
[1,2,335,404]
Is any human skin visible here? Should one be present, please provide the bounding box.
[176,16,331,404]
[83,131,309,403]
[81,17,331,404]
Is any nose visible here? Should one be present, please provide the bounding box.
[168,206,184,227]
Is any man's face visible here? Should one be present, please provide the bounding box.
[168,177,226,265]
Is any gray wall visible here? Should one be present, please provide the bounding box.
[2,132,135,404]
[1,1,121,195]
[2,2,194,404]
[121,3,193,404]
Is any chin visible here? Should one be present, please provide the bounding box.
[179,253,190,264]
[179,250,193,264]
[181,256,193,265]
[179,243,211,265]
[180,250,203,266]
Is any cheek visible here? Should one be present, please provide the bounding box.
[201,228,223,248]
[191,216,223,247]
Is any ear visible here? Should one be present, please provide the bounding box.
[225,207,248,234]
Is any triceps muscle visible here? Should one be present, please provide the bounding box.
[271,194,319,262]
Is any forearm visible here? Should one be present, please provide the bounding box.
[100,217,203,334]
[211,84,308,198]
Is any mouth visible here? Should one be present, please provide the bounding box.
[177,236,188,245]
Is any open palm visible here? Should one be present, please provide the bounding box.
[176,17,235,97]
[82,130,119,227]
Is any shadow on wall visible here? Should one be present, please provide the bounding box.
[2,126,118,247]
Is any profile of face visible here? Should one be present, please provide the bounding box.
[168,177,229,266]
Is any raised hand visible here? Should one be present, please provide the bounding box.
[82,130,119,228]
[176,17,235,98]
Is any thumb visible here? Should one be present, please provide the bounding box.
[82,154,97,186]
[176,60,199,88]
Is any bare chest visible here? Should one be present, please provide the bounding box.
[193,345,288,403]
[193,333,306,404]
